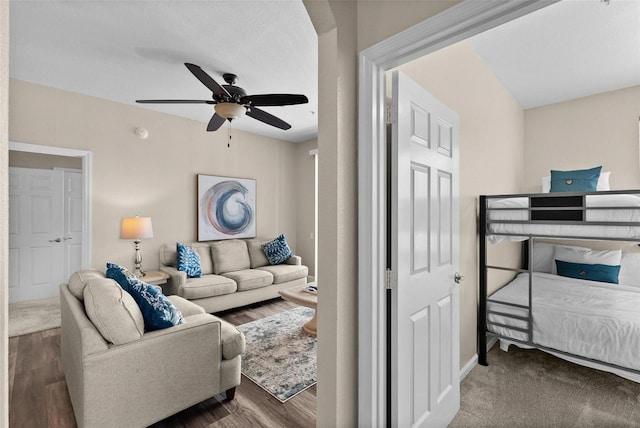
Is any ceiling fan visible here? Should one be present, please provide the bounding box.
[136,63,309,132]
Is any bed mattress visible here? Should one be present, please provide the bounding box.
[487,194,640,243]
[487,272,640,375]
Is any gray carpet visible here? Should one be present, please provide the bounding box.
[9,297,61,337]
[451,345,640,427]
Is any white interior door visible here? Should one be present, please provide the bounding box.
[63,170,83,278]
[9,167,66,303]
[390,71,460,427]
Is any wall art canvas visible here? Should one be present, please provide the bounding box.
[197,174,256,241]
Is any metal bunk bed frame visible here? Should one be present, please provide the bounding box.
[478,189,640,377]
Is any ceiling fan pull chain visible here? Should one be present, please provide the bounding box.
[227,121,232,148]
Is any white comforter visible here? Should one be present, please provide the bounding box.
[487,194,640,243]
[488,272,640,372]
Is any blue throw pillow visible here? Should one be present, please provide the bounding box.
[106,263,184,331]
[550,166,602,193]
[262,234,294,265]
[177,243,202,278]
[555,260,620,284]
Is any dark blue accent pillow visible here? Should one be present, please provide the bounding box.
[177,243,202,278]
[262,234,294,265]
[555,260,621,284]
[550,166,602,193]
[106,263,184,331]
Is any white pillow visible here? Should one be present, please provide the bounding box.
[542,171,610,193]
[618,252,640,287]
[552,245,621,275]
[530,242,590,273]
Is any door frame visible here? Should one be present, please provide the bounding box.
[9,141,92,270]
[357,1,559,426]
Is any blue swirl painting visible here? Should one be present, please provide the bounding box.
[197,175,256,240]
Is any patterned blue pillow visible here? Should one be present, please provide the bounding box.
[262,234,294,265]
[106,263,184,331]
[555,260,621,284]
[177,243,202,278]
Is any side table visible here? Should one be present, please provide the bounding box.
[139,270,170,287]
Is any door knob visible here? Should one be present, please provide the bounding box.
[48,238,62,243]
[63,237,72,241]
[454,272,464,284]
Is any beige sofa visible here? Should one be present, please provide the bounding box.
[60,269,245,428]
[159,238,308,313]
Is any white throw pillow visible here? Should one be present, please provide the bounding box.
[542,171,610,193]
[618,252,640,288]
[530,242,590,273]
[552,245,621,275]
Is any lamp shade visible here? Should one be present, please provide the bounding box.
[120,216,154,240]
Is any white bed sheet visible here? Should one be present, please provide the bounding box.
[487,194,640,243]
[487,272,640,376]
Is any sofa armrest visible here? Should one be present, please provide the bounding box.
[285,255,302,266]
[160,266,186,296]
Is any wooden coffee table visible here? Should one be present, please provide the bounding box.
[279,283,318,335]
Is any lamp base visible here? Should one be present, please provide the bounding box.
[133,239,146,278]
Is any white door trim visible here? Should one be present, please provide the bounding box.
[9,141,92,270]
[357,1,559,426]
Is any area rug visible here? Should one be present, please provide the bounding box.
[237,306,317,402]
[9,297,61,337]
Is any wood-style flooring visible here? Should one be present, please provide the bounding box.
[9,298,317,428]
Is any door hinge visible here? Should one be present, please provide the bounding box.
[385,104,393,125]
[385,268,393,290]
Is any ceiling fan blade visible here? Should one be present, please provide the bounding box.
[207,113,226,132]
[184,63,231,99]
[136,99,215,104]
[241,94,308,107]
[246,107,291,130]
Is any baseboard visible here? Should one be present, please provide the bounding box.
[460,354,478,380]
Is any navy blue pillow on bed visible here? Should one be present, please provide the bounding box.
[555,260,621,284]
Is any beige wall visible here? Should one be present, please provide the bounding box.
[524,85,640,192]
[396,40,524,370]
[9,151,82,169]
[295,140,317,279]
[0,1,9,426]
[9,79,305,273]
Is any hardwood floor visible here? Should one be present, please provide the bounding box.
[9,298,317,428]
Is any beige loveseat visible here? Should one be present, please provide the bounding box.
[60,269,245,428]
[159,238,309,313]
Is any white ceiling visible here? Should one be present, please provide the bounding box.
[9,0,318,143]
[467,0,640,109]
[9,1,640,144]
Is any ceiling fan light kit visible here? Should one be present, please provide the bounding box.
[135,63,308,133]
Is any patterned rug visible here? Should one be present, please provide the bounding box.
[237,306,317,402]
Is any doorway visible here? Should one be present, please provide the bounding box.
[8,142,91,302]
[357,1,558,426]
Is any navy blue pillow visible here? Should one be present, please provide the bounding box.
[262,234,294,265]
[550,166,602,193]
[106,263,184,331]
[555,260,620,284]
[177,243,202,278]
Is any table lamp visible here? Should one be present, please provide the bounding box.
[120,216,154,277]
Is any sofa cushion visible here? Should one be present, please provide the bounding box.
[222,269,273,291]
[246,239,270,268]
[106,263,184,332]
[211,240,250,274]
[67,269,105,300]
[167,295,206,317]
[177,243,202,278]
[180,275,237,300]
[190,243,214,275]
[217,317,246,360]
[83,278,144,345]
[255,264,309,284]
[262,234,294,265]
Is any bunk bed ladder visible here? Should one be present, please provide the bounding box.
[478,195,488,366]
